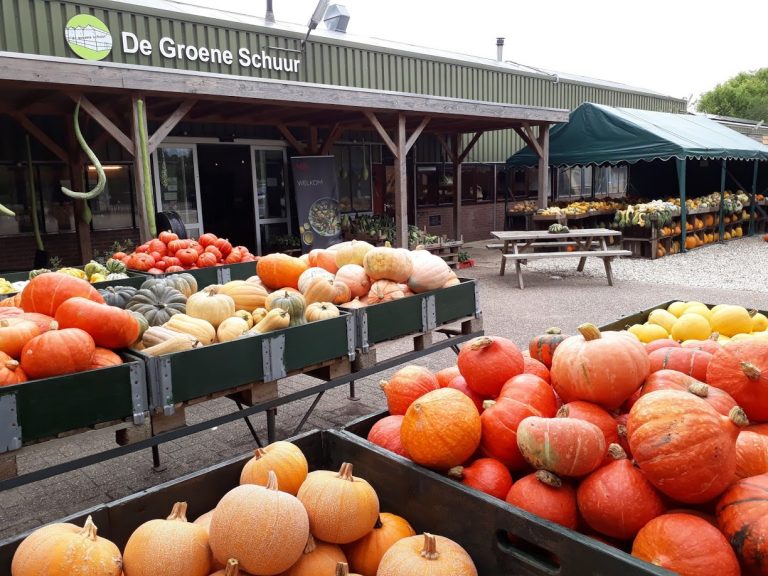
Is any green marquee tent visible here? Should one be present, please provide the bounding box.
[506,102,768,168]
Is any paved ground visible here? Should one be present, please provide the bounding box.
[1,240,766,541]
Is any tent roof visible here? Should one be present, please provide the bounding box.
[506,102,768,168]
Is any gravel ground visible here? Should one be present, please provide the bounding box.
[471,236,768,292]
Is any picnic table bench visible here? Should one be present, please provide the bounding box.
[490,229,631,289]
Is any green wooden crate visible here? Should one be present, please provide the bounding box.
[130,261,258,287]
[138,313,356,412]
[353,278,480,350]
[0,353,148,451]
[0,269,146,295]
[599,301,768,332]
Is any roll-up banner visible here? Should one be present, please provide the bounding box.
[291,156,342,252]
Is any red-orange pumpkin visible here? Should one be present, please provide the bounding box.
[256,253,308,290]
[55,297,140,349]
[576,444,666,539]
[505,470,577,529]
[556,401,619,464]
[311,249,340,274]
[367,415,409,458]
[435,366,461,388]
[517,416,606,477]
[682,337,722,355]
[0,318,39,358]
[642,372,737,416]
[528,327,568,368]
[633,513,740,576]
[379,365,439,415]
[366,280,405,304]
[17,312,56,334]
[20,326,95,379]
[627,389,746,503]
[645,338,681,354]
[716,472,768,574]
[734,430,768,478]
[400,388,481,470]
[551,323,649,410]
[706,340,768,422]
[343,513,415,576]
[447,458,513,500]
[90,347,123,369]
[457,336,524,397]
[522,356,550,383]
[20,272,104,317]
[648,346,713,381]
[0,351,27,386]
[445,375,485,412]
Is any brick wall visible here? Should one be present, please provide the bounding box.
[0,229,140,272]
[416,202,506,242]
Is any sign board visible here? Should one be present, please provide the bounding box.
[291,156,342,251]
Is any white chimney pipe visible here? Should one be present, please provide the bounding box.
[496,37,505,62]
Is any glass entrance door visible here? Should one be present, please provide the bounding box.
[153,145,203,238]
[252,147,291,254]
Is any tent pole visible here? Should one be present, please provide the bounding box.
[718,160,726,243]
[750,160,759,237]
[677,158,687,253]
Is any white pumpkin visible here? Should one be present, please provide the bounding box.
[186,288,236,328]
[297,267,335,294]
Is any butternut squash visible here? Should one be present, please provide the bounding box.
[252,308,268,324]
[216,281,269,311]
[163,314,216,345]
[142,336,198,356]
[142,325,197,348]
[252,308,290,334]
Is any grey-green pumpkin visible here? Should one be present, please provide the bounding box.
[126,284,187,326]
[99,285,138,309]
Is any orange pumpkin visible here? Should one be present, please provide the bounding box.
[435,365,460,388]
[706,340,768,421]
[210,472,309,574]
[304,277,351,305]
[633,513,740,576]
[16,312,56,334]
[457,336,524,397]
[0,318,39,358]
[366,280,405,304]
[343,513,415,576]
[90,347,123,369]
[309,249,340,274]
[377,533,477,576]
[627,389,746,503]
[556,401,620,464]
[716,472,768,574]
[734,431,768,478]
[400,388,481,470]
[122,502,210,576]
[20,326,95,379]
[0,352,27,386]
[335,264,371,298]
[648,347,713,382]
[239,440,308,496]
[447,457,513,500]
[282,534,347,576]
[0,293,21,308]
[55,297,140,349]
[207,558,248,576]
[379,365,440,415]
[11,515,122,576]
[528,327,568,368]
[256,253,308,290]
[551,323,649,410]
[363,247,413,283]
[522,355,550,383]
[20,272,104,316]
[366,415,409,458]
[297,463,380,544]
[505,470,577,529]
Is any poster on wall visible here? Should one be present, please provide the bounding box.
[290,156,342,252]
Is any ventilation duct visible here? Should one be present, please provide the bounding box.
[324,4,350,33]
[496,37,505,62]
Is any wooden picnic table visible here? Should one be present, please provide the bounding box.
[490,229,631,289]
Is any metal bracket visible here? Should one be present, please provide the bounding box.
[0,395,22,453]
[261,334,286,382]
[128,363,148,425]
[421,295,437,332]
[473,280,482,318]
[217,267,232,284]
[359,310,369,353]
[344,313,356,361]
[155,357,175,416]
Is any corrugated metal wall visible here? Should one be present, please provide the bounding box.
[2,0,689,162]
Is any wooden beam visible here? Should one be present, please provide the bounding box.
[513,127,537,153]
[537,124,550,209]
[9,112,68,162]
[277,124,307,155]
[147,99,196,154]
[309,127,319,155]
[72,94,135,156]
[519,123,544,158]
[405,117,430,154]
[436,134,457,163]
[320,123,344,155]
[458,131,485,163]
[364,110,398,157]
[395,114,408,248]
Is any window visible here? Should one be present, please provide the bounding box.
[87,164,136,230]
[595,165,628,197]
[0,163,74,236]
[557,166,593,199]
[415,164,454,207]
[334,144,373,213]
[461,164,494,203]
[0,164,35,236]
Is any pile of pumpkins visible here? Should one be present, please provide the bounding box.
[366,320,768,576]
[11,443,478,576]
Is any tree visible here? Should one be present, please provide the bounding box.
[697,68,768,122]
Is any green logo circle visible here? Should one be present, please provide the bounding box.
[64,14,112,61]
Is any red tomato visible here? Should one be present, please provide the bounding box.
[168,239,191,253]
[112,251,128,260]
[225,248,243,264]
[127,252,155,271]
[146,267,164,275]
[147,239,167,256]
[176,248,198,266]
[204,245,223,261]
[190,241,204,255]
[197,252,217,267]
[198,233,218,247]
[165,265,186,273]
[214,238,233,256]
[135,243,151,254]
[158,230,178,245]
[153,259,168,271]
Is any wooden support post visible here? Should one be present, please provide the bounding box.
[320,123,344,155]
[452,134,462,242]
[309,127,319,155]
[131,95,151,243]
[537,124,550,209]
[395,114,408,248]
[677,158,687,253]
